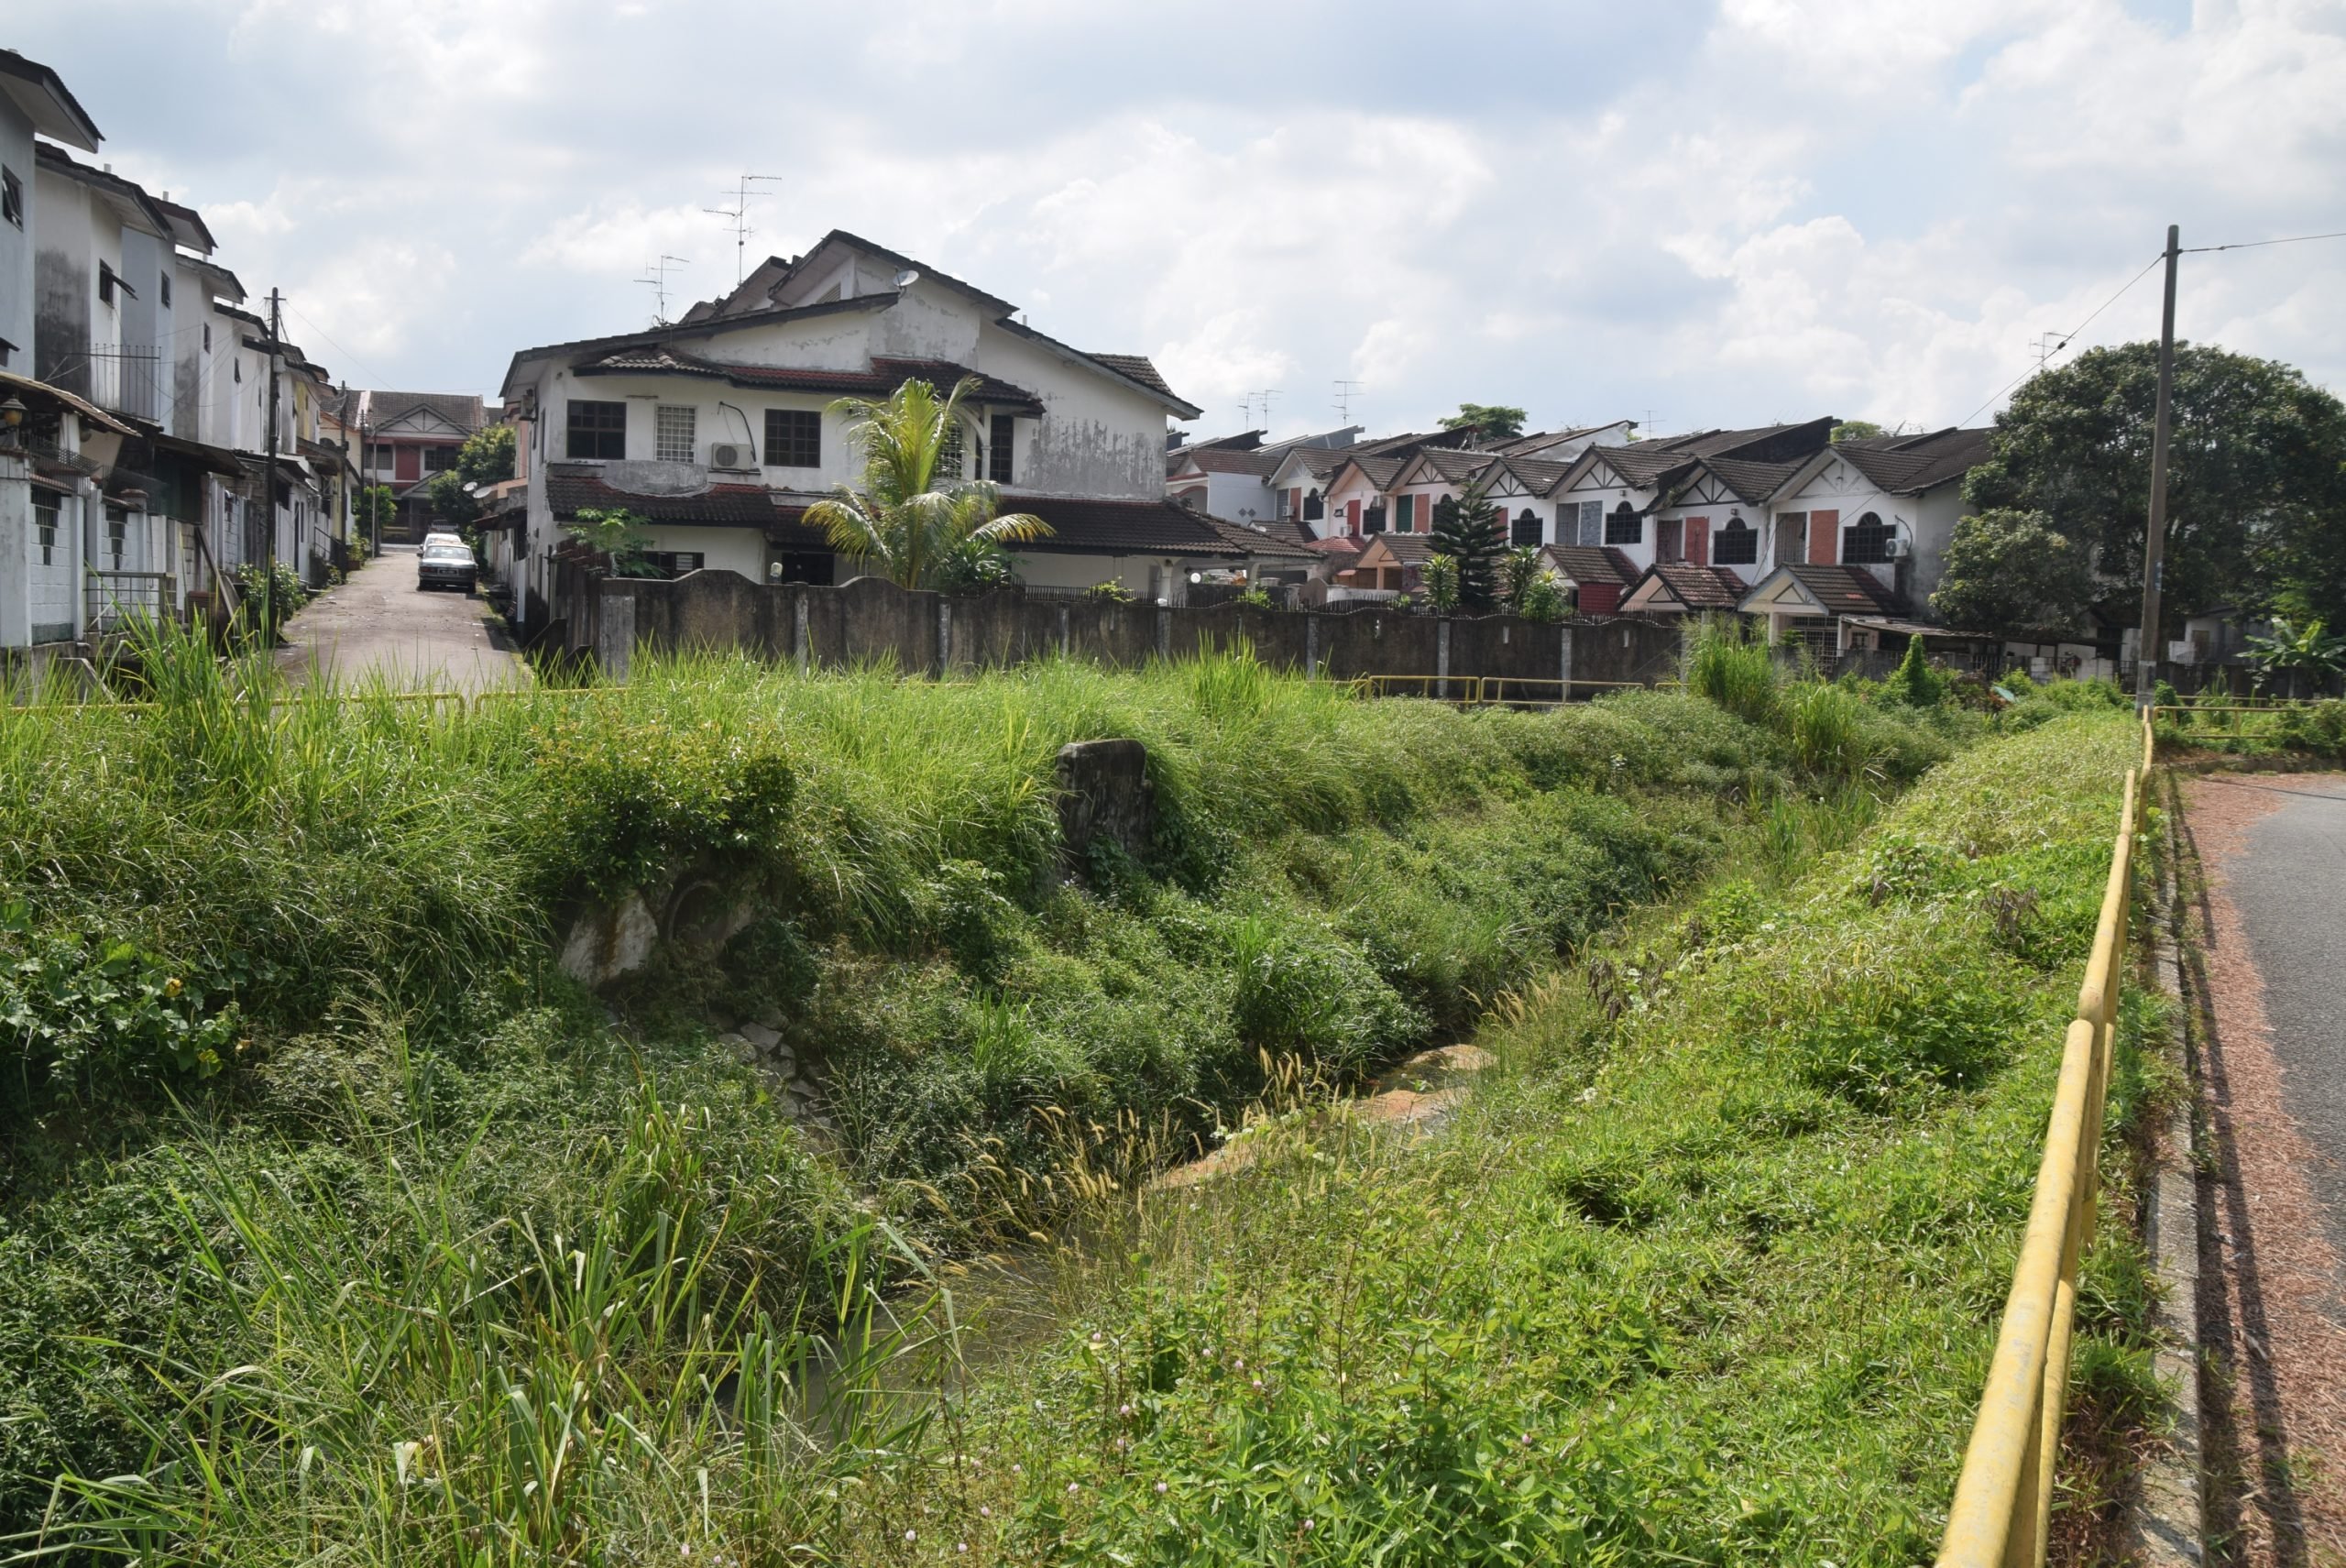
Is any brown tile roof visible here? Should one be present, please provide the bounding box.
[545,463,777,526]
[1637,563,1751,610]
[1834,426,1991,493]
[576,347,1047,413]
[1781,562,1901,614]
[1194,512,1321,561]
[1362,532,1436,564]
[1405,448,1497,484]
[1181,447,1283,477]
[1540,544,1639,587]
[1088,354,1178,400]
[360,390,489,433]
[1700,455,1804,506]
[1494,455,1572,491]
[1012,494,1244,557]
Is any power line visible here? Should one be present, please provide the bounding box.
[1957,251,2165,427]
[2182,228,2346,254]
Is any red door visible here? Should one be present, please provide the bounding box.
[1685,517,1710,566]
[1347,499,1361,535]
[394,444,421,483]
[1809,510,1839,565]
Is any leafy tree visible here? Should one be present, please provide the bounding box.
[455,424,516,488]
[1429,473,1503,610]
[1420,554,1461,613]
[1880,635,1948,707]
[356,484,396,541]
[1831,420,1885,443]
[1499,545,1546,607]
[1928,508,2091,639]
[1963,342,2346,633]
[1438,403,1529,442]
[427,470,477,530]
[806,377,1048,588]
[564,506,653,576]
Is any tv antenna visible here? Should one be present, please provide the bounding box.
[2030,331,2066,369]
[705,173,783,287]
[1238,393,1255,424]
[1332,378,1361,420]
[1255,387,1281,429]
[636,254,690,325]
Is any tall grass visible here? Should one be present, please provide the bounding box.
[1683,615,1780,727]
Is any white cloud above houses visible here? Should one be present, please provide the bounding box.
[18,0,2341,437]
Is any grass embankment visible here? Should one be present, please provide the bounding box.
[0,633,1960,1554]
[915,709,2159,1565]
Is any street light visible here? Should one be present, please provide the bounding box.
[0,397,24,452]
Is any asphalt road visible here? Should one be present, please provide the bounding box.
[2227,773,2346,1281]
[274,547,527,692]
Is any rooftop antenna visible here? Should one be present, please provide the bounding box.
[1256,387,1281,429]
[1238,393,1255,424]
[1332,378,1361,421]
[705,173,783,288]
[2030,331,2066,370]
[636,254,690,325]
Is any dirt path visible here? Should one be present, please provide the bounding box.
[274,547,527,692]
[2180,773,2346,1566]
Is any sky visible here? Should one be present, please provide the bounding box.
[14,0,2344,442]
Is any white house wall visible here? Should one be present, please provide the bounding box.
[0,99,35,365]
[636,524,765,582]
[30,170,115,396]
[971,323,1164,500]
[1768,456,1909,595]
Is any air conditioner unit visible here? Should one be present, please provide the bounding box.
[1882,534,1912,560]
[708,442,755,471]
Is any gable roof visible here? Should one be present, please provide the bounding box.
[1696,455,1805,507]
[1833,426,1991,494]
[359,390,488,433]
[574,345,1047,414]
[499,292,902,400]
[1625,563,1752,612]
[1353,532,1436,565]
[1011,494,1242,557]
[1489,455,1572,493]
[1192,512,1321,562]
[1540,544,1639,587]
[1174,445,1283,477]
[1490,422,1633,456]
[33,144,169,237]
[1089,354,1178,400]
[0,49,101,150]
[1742,562,1902,618]
[1393,447,1496,488]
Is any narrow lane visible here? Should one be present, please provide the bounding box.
[274,546,527,692]
[2182,773,2346,1566]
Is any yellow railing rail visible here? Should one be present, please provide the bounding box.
[1938,710,2150,1567]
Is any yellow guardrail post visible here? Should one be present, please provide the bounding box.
[1939,762,2139,1568]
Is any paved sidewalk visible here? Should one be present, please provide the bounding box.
[2182,773,2346,1567]
[274,547,527,692]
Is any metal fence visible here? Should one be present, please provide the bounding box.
[1937,711,2153,1566]
[84,571,175,635]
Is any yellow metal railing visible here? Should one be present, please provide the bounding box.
[1938,709,2151,1566]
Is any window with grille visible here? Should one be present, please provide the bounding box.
[1,168,20,229]
[1364,504,1387,534]
[989,413,1015,483]
[159,273,171,308]
[766,409,820,467]
[34,495,58,564]
[1843,512,1895,564]
[1512,509,1541,548]
[1605,504,1640,545]
[655,404,697,464]
[1714,518,1759,565]
[1774,511,1807,565]
[566,400,628,460]
[106,507,128,568]
[643,551,705,578]
[1578,499,1603,546]
[939,422,967,479]
[425,445,455,473]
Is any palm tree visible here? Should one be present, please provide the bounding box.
[805,376,1049,588]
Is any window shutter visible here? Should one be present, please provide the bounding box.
[1810,510,1839,565]
[1685,517,1710,566]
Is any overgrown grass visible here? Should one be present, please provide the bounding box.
[0,627,1979,1554]
[895,711,2153,1566]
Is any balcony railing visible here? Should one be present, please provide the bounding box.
[87,345,166,422]
[86,571,175,634]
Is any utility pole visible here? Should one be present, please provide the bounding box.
[361,413,377,556]
[2135,225,2180,707]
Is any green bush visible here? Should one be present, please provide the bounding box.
[1685,616,1781,726]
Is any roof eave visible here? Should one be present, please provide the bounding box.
[991,316,1202,418]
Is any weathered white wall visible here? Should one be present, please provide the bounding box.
[31,167,110,393]
[976,324,1165,500]
[0,100,34,367]
[633,524,766,582]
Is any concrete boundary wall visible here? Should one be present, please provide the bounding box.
[578,569,1687,691]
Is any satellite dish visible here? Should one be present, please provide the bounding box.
[893,269,920,289]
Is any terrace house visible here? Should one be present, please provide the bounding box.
[499,230,1227,630]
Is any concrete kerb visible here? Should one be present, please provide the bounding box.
[2127,770,2207,1566]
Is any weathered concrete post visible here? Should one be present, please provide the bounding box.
[1054,738,1154,877]
[936,600,952,677]
[1156,606,1171,662]
[1305,613,1318,680]
[597,587,634,684]
[1058,604,1070,659]
[1436,619,1451,699]
[1559,623,1573,704]
[793,593,809,678]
